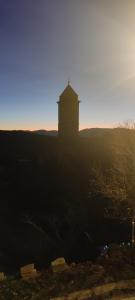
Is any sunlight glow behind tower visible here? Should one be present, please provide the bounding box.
[0,1,135,130]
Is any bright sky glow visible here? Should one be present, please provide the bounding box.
[0,0,135,130]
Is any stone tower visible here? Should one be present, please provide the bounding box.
[57,82,80,137]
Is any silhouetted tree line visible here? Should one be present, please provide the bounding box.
[0,128,134,273]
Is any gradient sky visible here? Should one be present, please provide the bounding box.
[0,0,135,130]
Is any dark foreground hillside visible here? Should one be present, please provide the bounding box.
[0,128,135,273]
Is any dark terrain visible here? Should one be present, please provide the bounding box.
[0,128,134,273]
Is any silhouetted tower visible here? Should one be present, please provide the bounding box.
[57,82,80,137]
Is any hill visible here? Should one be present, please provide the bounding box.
[0,128,134,273]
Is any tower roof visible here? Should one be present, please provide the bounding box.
[59,83,78,100]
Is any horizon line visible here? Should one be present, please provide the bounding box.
[0,126,122,132]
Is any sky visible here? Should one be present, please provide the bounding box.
[0,0,135,130]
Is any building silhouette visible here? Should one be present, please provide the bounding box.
[57,82,80,137]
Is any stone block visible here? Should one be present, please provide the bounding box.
[0,272,6,281]
[20,264,34,273]
[20,264,38,280]
[51,257,69,273]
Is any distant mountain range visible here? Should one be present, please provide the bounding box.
[33,128,119,137]
[32,128,113,137]
[33,129,58,136]
[0,127,129,137]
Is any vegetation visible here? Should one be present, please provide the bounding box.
[1,246,135,299]
[0,263,104,299]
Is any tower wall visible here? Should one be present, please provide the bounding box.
[58,100,79,137]
[57,84,80,138]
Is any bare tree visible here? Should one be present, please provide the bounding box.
[117,119,135,130]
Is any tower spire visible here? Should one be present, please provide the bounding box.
[68,78,71,86]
